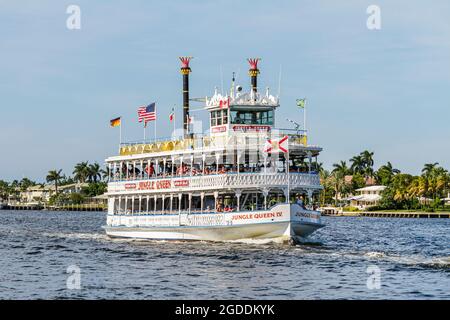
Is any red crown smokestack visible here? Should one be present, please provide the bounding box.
[247,58,260,95]
[179,56,192,137]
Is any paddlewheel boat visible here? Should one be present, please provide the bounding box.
[104,57,324,244]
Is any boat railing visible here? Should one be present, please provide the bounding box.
[112,203,287,216]
[117,128,313,156]
[110,168,320,183]
[107,171,321,193]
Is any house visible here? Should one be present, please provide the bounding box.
[348,185,386,210]
[17,183,89,205]
[442,193,450,205]
[20,185,53,204]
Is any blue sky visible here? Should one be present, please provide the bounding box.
[1,0,449,182]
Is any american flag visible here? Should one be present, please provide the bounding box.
[138,103,156,123]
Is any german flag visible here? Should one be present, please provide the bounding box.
[110,117,121,127]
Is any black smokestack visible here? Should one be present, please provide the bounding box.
[248,58,260,96]
[179,57,192,137]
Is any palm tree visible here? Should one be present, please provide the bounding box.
[331,161,349,205]
[422,162,439,178]
[332,161,349,176]
[0,180,10,201]
[88,163,101,183]
[376,162,400,185]
[46,169,63,194]
[73,161,90,183]
[391,174,413,203]
[100,166,110,182]
[318,169,332,206]
[361,150,374,167]
[19,178,35,192]
[350,155,365,174]
[360,150,375,179]
[380,162,400,175]
[313,161,323,173]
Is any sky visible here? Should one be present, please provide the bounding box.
[0,0,449,182]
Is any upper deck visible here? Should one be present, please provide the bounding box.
[112,130,318,159]
[105,58,323,198]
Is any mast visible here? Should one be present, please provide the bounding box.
[179,56,192,138]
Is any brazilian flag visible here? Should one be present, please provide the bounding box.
[296,98,306,108]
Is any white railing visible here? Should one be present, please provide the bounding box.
[107,172,321,194]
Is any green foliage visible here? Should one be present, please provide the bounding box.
[19,178,36,191]
[69,192,85,204]
[73,162,105,183]
[81,182,107,197]
[46,169,63,193]
[48,193,69,206]
[351,173,366,190]
[0,180,10,200]
[343,206,360,212]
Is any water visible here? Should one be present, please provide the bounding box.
[0,210,448,299]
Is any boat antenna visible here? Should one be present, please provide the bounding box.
[230,71,236,98]
[220,65,224,95]
[277,64,282,99]
[235,68,241,87]
[286,118,301,133]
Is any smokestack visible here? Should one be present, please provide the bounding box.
[179,56,192,138]
[247,58,260,96]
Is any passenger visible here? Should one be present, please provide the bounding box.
[296,195,306,209]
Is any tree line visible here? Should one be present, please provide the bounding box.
[0,162,108,205]
[319,151,450,211]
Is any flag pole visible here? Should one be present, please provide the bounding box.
[286,149,290,204]
[173,106,176,137]
[143,122,146,142]
[304,99,307,134]
[119,119,122,146]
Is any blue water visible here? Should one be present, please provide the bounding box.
[0,210,448,299]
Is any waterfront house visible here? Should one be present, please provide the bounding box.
[348,185,386,210]
[18,183,89,205]
[21,185,52,204]
[441,193,450,205]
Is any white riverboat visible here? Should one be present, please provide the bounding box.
[103,57,324,244]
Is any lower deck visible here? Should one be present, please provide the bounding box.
[105,203,324,242]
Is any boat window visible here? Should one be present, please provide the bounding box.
[210,111,217,127]
[210,109,229,127]
[230,110,273,125]
[222,110,228,124]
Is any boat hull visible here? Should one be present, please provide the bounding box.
[104,204,324,244]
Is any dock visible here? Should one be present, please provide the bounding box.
[359,211,450,218]
[323,211,450,218]
[1,203,106,212]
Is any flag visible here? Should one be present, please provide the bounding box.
[110,117,121,127]
[219,97,230,108]
[188,115,194,123]
[138,103,156,123]
[169,109,175,122]
[263,136,289,153]
[296,98,306,109]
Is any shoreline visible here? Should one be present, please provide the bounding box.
[0,204,106,212]
[324,211,450,219]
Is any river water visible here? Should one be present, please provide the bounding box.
[0,210,448,299]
